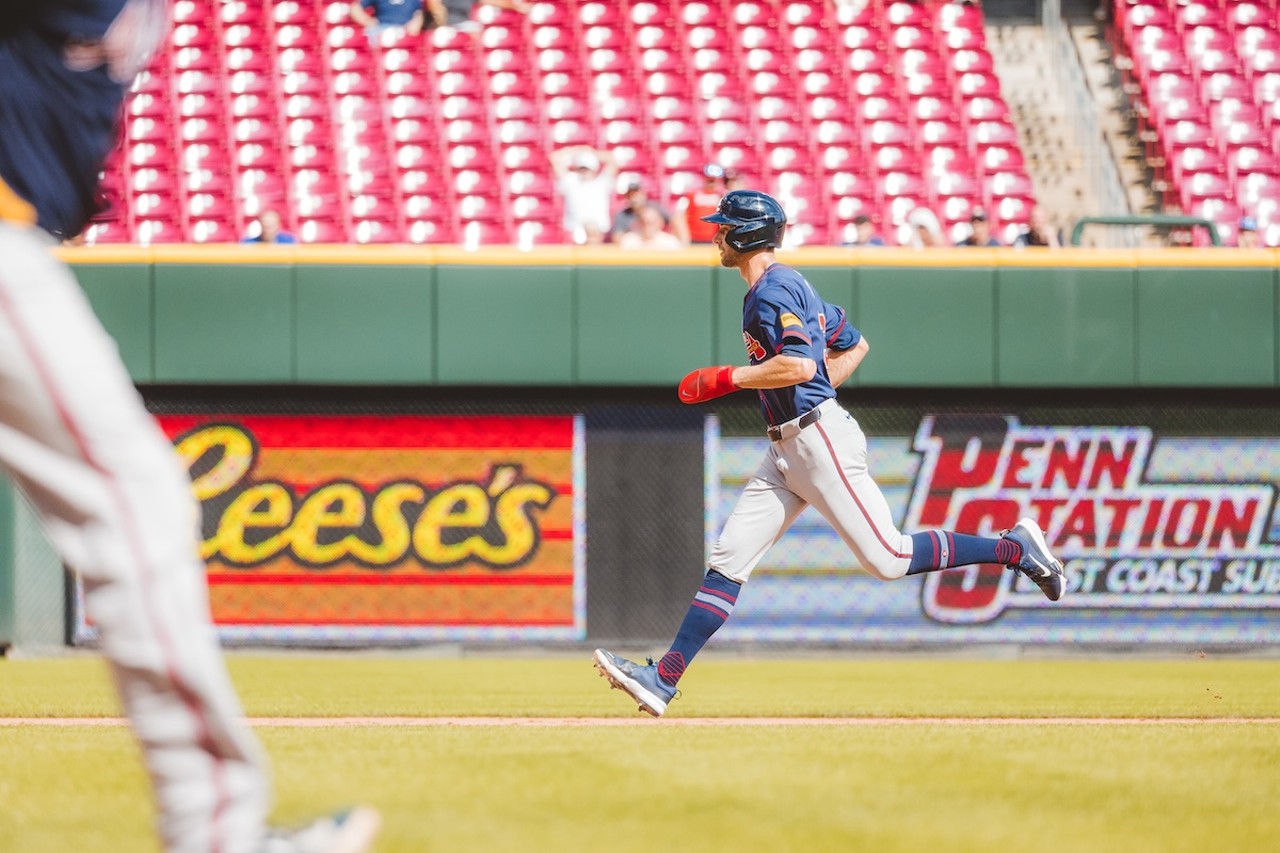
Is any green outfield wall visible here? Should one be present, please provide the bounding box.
[58,245,1280,388]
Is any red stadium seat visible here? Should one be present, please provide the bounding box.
[108,0,1037,245]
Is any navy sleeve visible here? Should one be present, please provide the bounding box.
[757,294,814,358]
[821,301,861,350]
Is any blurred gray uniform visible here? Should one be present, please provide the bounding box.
[0,1,269,849]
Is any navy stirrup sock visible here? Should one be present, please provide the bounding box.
[905,531,1022,575]
[657,570,741,687]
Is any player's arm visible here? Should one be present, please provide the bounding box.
[350,2,377,26]
[730,355,816,389]
[820,301,864,387]
[678,295,817,403]
[677,355,814,403]
[732,294,819,389]
[826,336,868,388]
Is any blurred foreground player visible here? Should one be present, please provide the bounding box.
[594,190,1066,717]
[0,2,377,849]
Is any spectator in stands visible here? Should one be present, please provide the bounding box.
[1013,204,1063,248]
[242,209,297,244]
[1237,216,1262,248]
[672,164,726,245]
[424,0,532,33]
[905,206,945,248]
[551,145,618,245]
[350,0,425,43]
[843,214,886,247]
[610,182,672,243]
[724,169,746,192]
[617,206,683,251]
[956,208,1002,247]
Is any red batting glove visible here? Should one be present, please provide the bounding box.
[678,365,739,404]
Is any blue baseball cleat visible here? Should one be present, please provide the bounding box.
[593,648,677,717]
[1002,517,1066,601]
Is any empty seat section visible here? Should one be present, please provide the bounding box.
[103,0,1034,246]
[1116,0,1280,244]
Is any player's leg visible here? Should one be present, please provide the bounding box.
[594,447,807,715]
[0,224,270,851]
[793,407,1063,598]
[659,449,807,678]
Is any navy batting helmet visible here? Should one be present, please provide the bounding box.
[701,189,787,251]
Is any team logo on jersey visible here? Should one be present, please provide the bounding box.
[779,312,804,329]
[743,331,767,361]
[906,415,1280,624]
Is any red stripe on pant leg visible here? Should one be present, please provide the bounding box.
[0,277,229,853]
[814,422,909,560]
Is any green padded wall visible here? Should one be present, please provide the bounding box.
[856,265,996,386]
[296,265,434,383]
[435,265,574,384]
[153,263,293,382]
[713,267,746,366]
[63,251,1280,389]
[75,264,153,382]
[577,266,713,384]
[997,266,1137,386]
[1136,267,1277,386]
[0,478,12,647]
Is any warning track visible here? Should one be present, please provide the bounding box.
[3,716,1279,728]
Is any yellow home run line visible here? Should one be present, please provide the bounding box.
[2,717,1278,727]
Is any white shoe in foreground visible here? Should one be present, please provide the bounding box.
[259,805,381,853]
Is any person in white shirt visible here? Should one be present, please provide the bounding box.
[551,146,617,245]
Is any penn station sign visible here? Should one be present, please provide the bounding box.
[715,411,1280,645]
[911,416,1280,624]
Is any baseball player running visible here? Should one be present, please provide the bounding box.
[594,190,1066,717]
[0,2,377,850]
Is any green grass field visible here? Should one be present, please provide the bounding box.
[2,654,1278,852]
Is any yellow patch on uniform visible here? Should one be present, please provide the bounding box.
[780,312,803,328]
[0,177,36,226]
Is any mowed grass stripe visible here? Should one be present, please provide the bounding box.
[2,722,1276,853]
[3,656,1280,719]
[4,716,1280,727]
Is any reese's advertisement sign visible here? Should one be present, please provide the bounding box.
[160,414,583,642]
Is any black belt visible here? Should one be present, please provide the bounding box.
[767,406,824,442]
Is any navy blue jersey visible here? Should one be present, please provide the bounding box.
[366,0,421,25]
[0,0,165,237]
[741,264,861,427]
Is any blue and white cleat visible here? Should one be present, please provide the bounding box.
[593,648,677,717]
[1002,517,1066,602]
